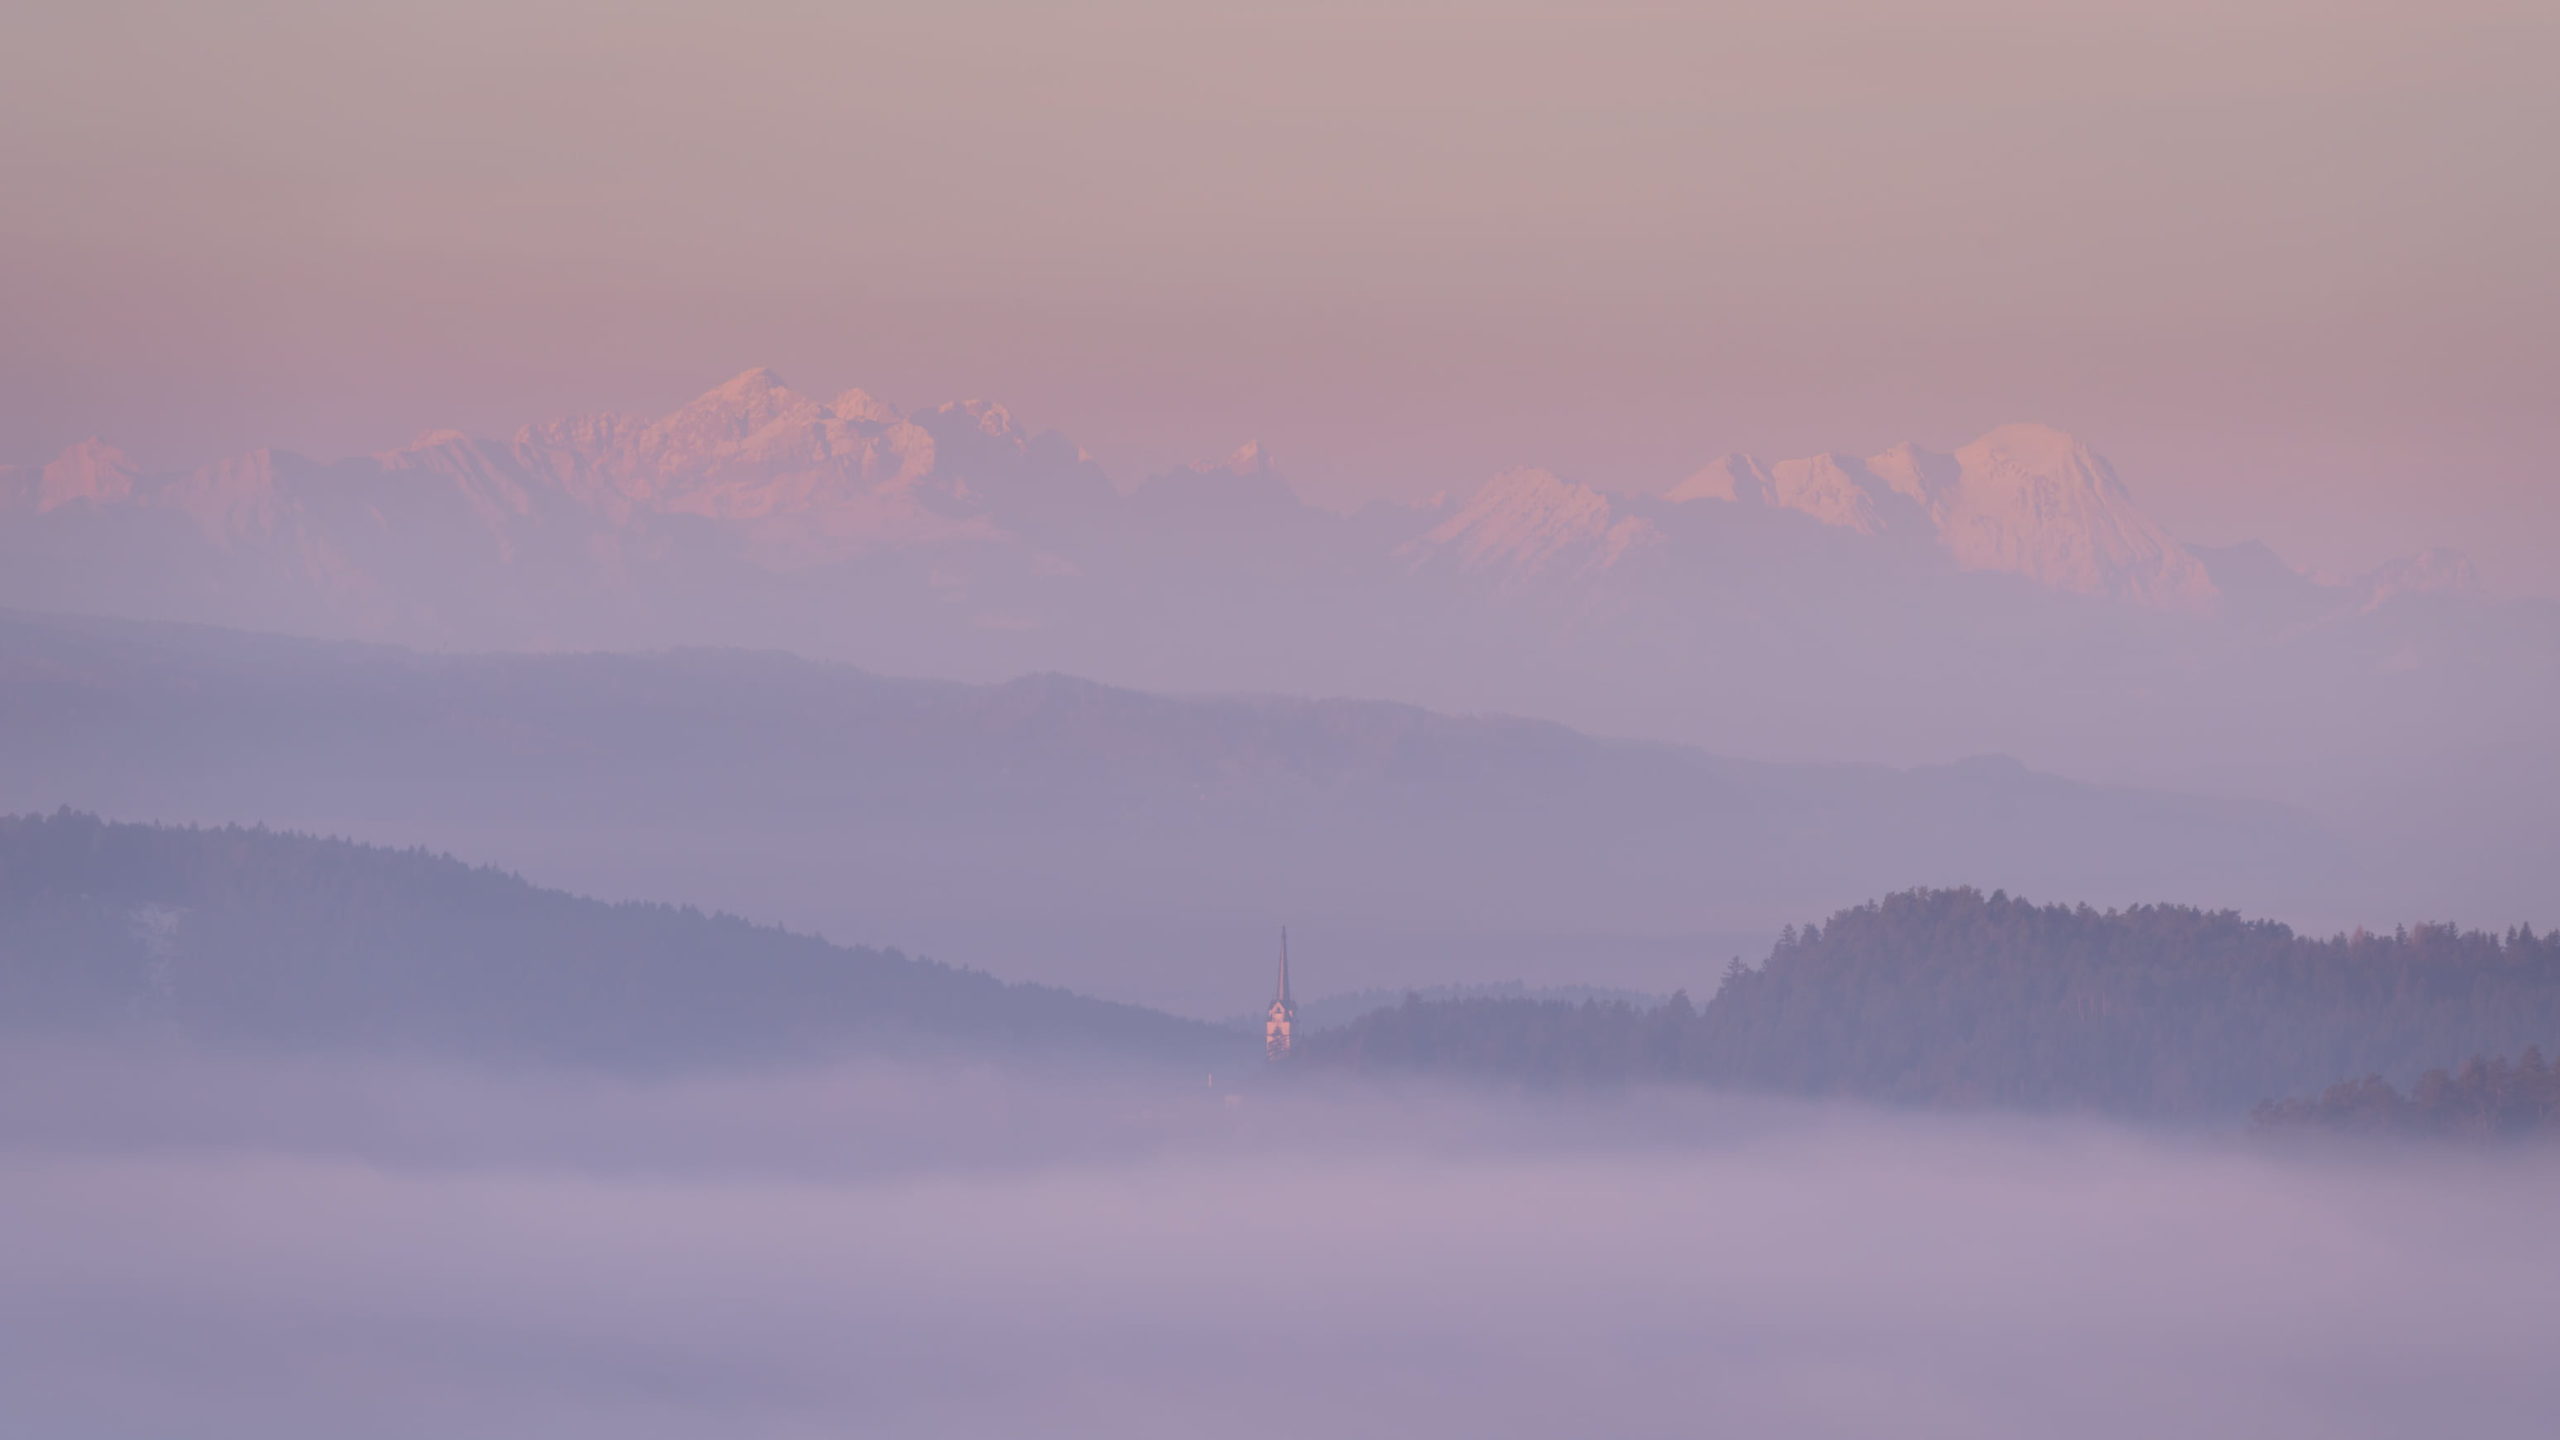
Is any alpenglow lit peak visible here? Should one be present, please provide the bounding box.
[1406,468,1661,581]
[1671,423,2219,612]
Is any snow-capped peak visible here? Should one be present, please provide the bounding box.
[38,439,143,511]
[703,365,795,404]
[1957,421,2095,475]
[681,367,811,423]
[829,388,900,423]
[1669,424,2216,610]
[1765,453,1929,536]
[1666,454,1773,504]
[1862,441,1960,506]
[632,369,825,480]
[1407,468,1659,580]
[1936,424,2215,610]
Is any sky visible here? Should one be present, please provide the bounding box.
[4,0,2556,587]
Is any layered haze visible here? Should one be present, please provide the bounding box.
[5,1051,2557,1439]
[8,0,2556,958]
[6,370,2552,940]
[0,614,2358,1014]
[7,3,2558,1431]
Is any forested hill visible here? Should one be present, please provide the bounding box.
[1302,888,2560,1120]
[0,811,1237,1069]
[2254,1051,2560,1140]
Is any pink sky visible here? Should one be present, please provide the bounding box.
[4,0,2554,588]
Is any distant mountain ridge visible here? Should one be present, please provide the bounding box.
[1,368,2402,615]
[1,369,1081,575]
[1449,422,2219,610]
[6,369,2551,926]
[0,609,2360,1013]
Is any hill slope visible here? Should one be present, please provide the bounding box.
[0,811,1232,1069]
[7,373,2553,914]
[0,610,2355,1013]
[1304,888,2560,1119]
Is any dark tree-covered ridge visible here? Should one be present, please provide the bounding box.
[0,810,1237,1070]
[2255,1049,2560,1139]
[1305,888,2560,1119]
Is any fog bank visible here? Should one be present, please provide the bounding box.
[1,1050,2551,1438]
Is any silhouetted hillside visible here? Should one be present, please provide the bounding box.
[0,811,1237,1069]
[1303,889,2560,1119]
[0,608,2357,1013]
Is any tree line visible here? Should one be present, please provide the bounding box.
[2253,1049,2560,1139]
[1302,887,2560,1121]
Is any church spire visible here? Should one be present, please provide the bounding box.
[1265,927,1296,1060]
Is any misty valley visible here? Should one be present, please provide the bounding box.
[6,804,2560,1438]
[3,585,2557,1438]
[2,579,2553,1439]
[9,7,2559,1418]
[8,807,2556,1136]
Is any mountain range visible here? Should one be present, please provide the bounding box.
[1428,422,2217,610]
[5,371,2555,927]
[2,368,2435,620]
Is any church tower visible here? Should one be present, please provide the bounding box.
[1265,927,1296,1060]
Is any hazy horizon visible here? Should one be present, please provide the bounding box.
[10,366,2538,592]
[6,1,2556,1433]
[7,0,2557,591]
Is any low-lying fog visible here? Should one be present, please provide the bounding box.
[3,1048,2550,1439]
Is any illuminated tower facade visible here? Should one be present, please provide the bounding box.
[1265,927,1296,1060]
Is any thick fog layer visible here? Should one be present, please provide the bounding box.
[5,1048,2551,1439]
